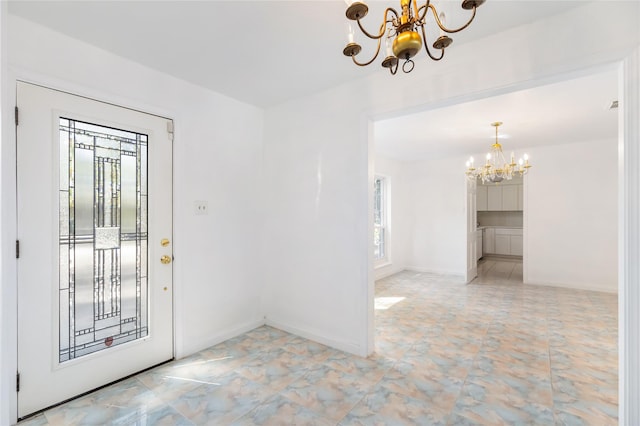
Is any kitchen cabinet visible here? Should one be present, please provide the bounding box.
[495,234,510,255]
[477,184,523,211]
[517,184,523,210]
[511,235,523,256]
[476,230,483,261]
[502,185,518,210]
[487,186,502,211]
[477,186,488,211]
[483,227,495,254]
[493,228,523,256]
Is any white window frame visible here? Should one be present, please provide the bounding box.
[374,175,390,266]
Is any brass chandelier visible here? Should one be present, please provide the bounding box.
[342,0,484,74]
[465,122,532,184]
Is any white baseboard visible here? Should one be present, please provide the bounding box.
[404,266,465,278]
[265,318,365,357]
[525,280,617,294]
[481,254,523,262]
[374,265,404,280]
[177,317,266,358]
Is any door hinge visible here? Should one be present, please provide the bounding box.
[16,372,20,392]
[15,106,19,126]
[16,240,19,259]
[167,120,174,141]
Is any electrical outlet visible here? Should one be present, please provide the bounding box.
[194,200,208,215]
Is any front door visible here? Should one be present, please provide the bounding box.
[16,82,174,418]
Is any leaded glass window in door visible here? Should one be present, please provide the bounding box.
[59,118,148,362]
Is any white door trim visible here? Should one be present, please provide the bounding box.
[465,177,478,283]
[619,46,640,426]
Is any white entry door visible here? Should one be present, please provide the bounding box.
[16,82,174,418]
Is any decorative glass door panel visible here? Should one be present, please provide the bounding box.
[59,119,149,362]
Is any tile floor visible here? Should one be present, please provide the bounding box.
[20,260,618,425]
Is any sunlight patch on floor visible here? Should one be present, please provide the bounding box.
[374,296,405,310]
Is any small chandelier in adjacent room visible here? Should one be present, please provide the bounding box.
[342,0,484,74]
[465,122,532,184]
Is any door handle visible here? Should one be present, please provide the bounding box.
[160,255,172,264]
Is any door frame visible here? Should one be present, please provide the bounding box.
[465,177,478,283]
[465,177,527,280]
[3,71,179,424]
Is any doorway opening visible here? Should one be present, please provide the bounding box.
[368,63,624,419]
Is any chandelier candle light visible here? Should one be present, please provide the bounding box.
[343,0,484,74]
[465,122,532,184]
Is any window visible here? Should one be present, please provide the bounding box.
[374,176,387,261]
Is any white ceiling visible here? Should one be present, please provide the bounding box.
[374,68,619,161]
[9,1,617,161]
[8,0,586,108]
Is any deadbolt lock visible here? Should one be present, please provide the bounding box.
[160,255,172,264]
[161,238,170,247]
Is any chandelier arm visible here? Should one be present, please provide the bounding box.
[429,3,477,34]
[417,0,431,23]
[419,24,445,60]
[356,8,399,40]
[412,0,420,21]
[351,35,383,66]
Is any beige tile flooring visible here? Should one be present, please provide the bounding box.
[20,259,617,425]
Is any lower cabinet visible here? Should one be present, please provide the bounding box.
[484,228,522,256]
[482,228,495,254]
[510,235,523,256]
[495,234,510,255]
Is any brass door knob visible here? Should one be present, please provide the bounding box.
[160,255,172,264]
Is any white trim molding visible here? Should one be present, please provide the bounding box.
[178,319,265,359]
[619,46,640,425]
[526,280,617,294]
[265,318,364,357]
[374,263,404,281]
[404,267,466,280]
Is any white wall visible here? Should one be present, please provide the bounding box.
[260,1,639,358]
[525,138,618,292]
[1,16,265,423]
[403,157,468,276]
[261,104,370,355]
[373,154,409,280]
[386,139,618,289]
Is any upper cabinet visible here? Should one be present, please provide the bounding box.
[517,185,524,210]
[477,186,488,211]
[477,183,523,211]
[487,186,502,210]
[502,185,518,210]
